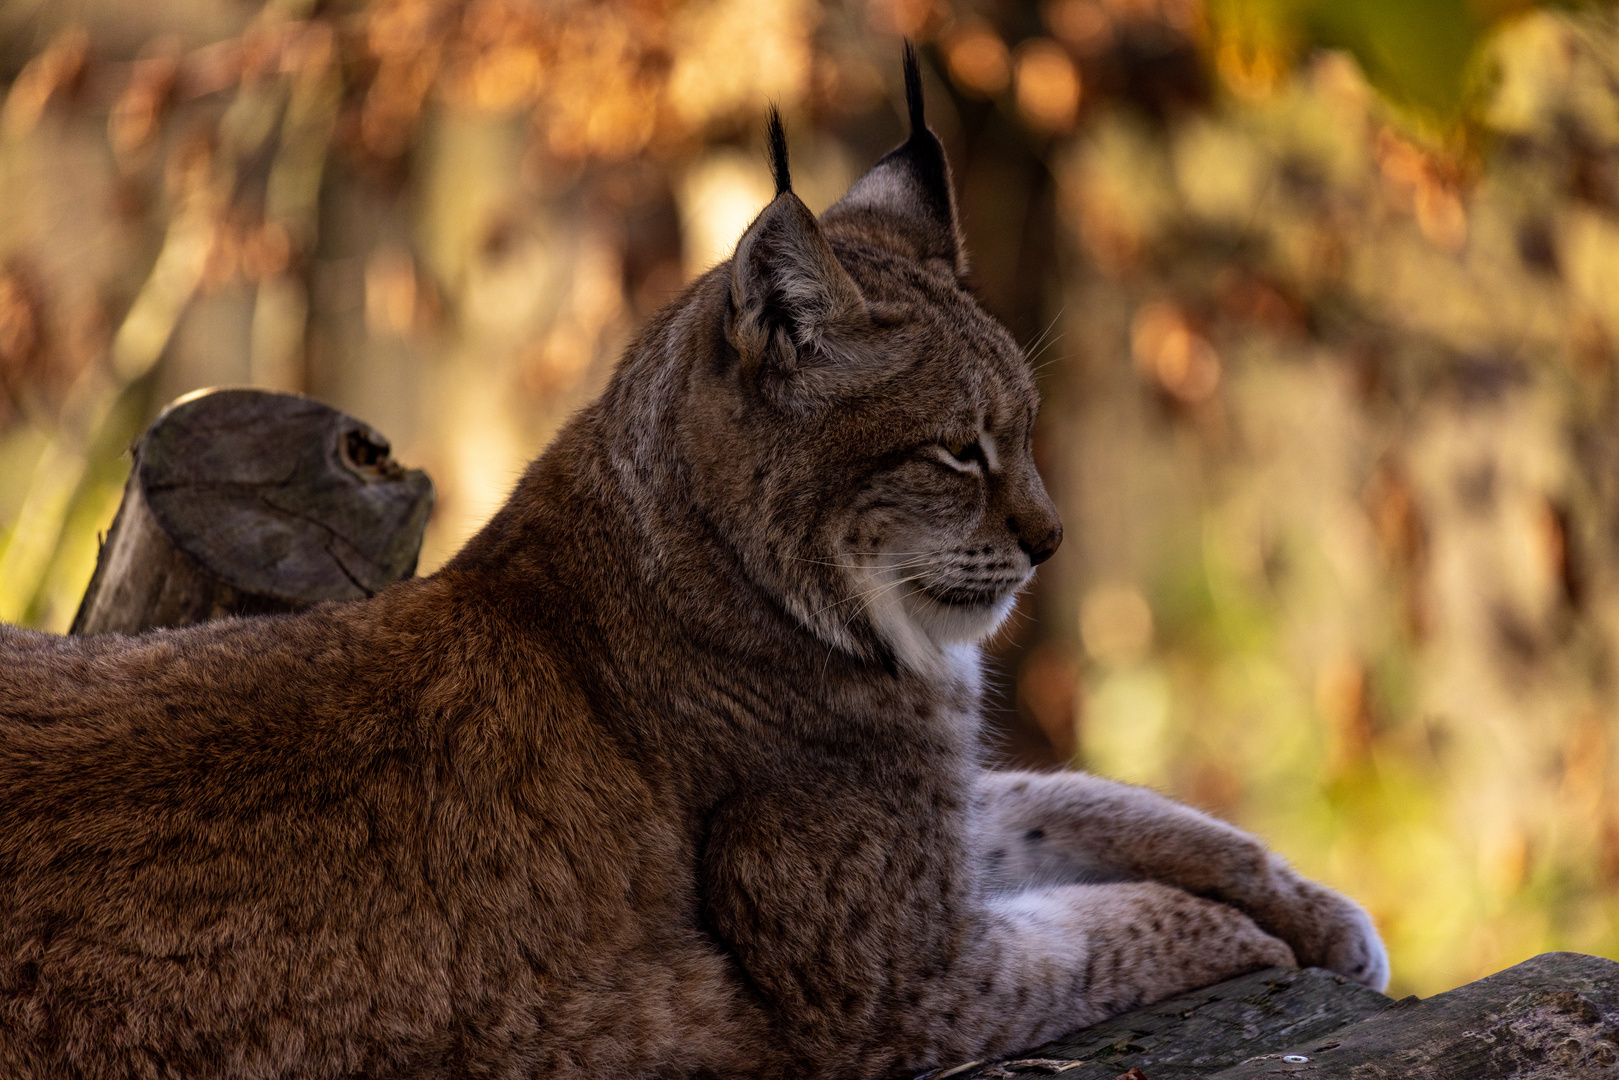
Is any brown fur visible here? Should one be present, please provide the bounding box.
[0,62,1385,1079]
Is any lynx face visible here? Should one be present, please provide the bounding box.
[671,106,1060,674]
[811,246,1060,667]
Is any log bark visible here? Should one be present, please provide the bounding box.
[71,388,434,635]
[924,966,1394,1080]
[1213,952,1619,1080]
[932,952,1619,1080]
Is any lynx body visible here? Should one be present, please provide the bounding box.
[0,56,1386,1079]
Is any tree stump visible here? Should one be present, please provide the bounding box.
[71,388,434,635]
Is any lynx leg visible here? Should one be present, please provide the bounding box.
[912,881,1294,1069]
[974,770,1389,991]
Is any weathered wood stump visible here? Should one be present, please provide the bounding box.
[930,952,1619,1080]
[71,388,433,635]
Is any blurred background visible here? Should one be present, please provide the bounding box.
[2,0,1618,997]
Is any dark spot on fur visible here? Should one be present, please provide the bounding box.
[1023,828,1044,842]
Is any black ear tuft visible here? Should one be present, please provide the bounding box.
[822,45,966,273]
[903,41,926,135]
[894,43,954,236]
[767,106,791,198]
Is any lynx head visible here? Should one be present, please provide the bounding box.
[658,47,1060,675]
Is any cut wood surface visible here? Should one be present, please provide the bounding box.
[72,388,433,635]
[928,952,1619,1080]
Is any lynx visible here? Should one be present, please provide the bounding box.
[0,49,1387,1080]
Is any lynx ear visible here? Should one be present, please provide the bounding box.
[729,110,872,405]
[823,43,965,275]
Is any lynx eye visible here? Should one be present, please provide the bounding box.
[940,438,985,469]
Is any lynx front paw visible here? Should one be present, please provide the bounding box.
[1073,882,1296,1014]
[1256,857,1389,991]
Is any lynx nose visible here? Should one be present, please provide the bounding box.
[1020,523,1062,566]
[1004,465,1063,568]
[1012,516,1062,567]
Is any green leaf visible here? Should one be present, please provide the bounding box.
[1304,0,1484,117]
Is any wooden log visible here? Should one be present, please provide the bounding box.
[1213,952,1619,1079]
[924,966,1394,1080]
[71,388,434,635]
[931,952,1619,1080]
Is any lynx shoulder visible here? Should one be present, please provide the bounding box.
[0,49,1385,1080]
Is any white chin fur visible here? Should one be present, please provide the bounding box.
[851,559,1023,679]
[899,586,1019,645]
